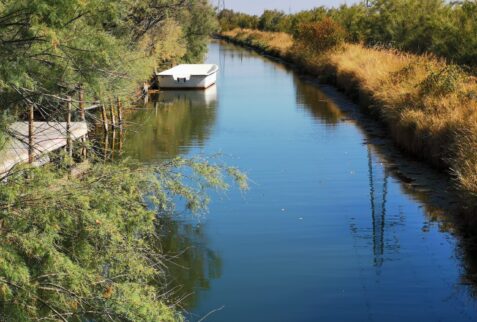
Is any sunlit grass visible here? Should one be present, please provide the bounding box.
[222,28,292,55]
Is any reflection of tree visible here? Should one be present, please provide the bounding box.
[122,92,217,161]
[362,136,477,301]
[294,76,343,125]
[349,145,392,269]
[367,146,388,267]
[157,217,222,309]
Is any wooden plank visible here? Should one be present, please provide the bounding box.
[0,121,88,175]
[84,104,100,111]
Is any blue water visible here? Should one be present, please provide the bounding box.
[124,41,477,322]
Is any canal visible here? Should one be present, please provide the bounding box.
[123,41,477,321]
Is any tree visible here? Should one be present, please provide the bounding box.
[0,0,218,119]
[0,158,247,321]
[0,1,226,320]
[258,10,287,32]
[216,0,477,68]
[295,18,346,53]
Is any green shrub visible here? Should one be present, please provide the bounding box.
[294,18,346,52]
[419,65,465,96]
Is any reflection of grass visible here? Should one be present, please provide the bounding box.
[220,28,477,214]
[123,97,216,160]
[221,29,292,56]
[295,78,342,125]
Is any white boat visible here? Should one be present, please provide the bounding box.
[157,64,219,89]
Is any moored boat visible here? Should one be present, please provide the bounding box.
[156,64,219,89]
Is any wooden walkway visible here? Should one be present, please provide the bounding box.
[0,122,88,175]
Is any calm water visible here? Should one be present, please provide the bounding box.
[123,41,477,321]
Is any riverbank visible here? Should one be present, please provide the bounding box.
[218,28,477,220]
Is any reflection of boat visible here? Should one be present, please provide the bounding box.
[157,64,219,89]
[158,85,217,107]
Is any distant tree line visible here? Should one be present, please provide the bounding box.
[218,0,477,68]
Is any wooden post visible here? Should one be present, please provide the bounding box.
[111,129,116,160]
[28,105,34,163]
[109,99,116,128]
[116,97,123,126]
[103,133,109,160]
[66,96,72,157]
[118,128,123,155]
[101,103,109,132]
[79,85,88,159]
[78,84,85,121]
[80,136,88,160]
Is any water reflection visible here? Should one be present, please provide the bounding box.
[158,217,221,310]
[367,147,389,267]
[158,86,217,107]
[118,87,221,311]
[117,41,477,321]
[289,52,477,310]
[366,137,477,296]
[294,77,343,125]
[348,147,396,272]
[122,87,218,160]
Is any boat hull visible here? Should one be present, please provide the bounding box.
[158,73,217,89]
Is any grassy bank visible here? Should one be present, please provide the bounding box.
[220,28,477,217]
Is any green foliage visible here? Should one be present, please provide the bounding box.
[419,65,466,97]
[218,0,477,68]
[181,0,219,63]
[438,1,477,67]
[258,10,289,32]
[0,2,225,319]
[218,9,259,31]
[288,8,328,35]
[295,18,346,53]
[0,158,247,321]
[363,0,451,52]
[328,4,367,42]
[0,0,218,115]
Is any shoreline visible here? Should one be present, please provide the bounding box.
[216,30,477,227]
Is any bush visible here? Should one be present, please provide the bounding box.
[419,65,465,97]
[294,18,346,52]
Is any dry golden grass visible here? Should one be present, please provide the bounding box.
[222,28,293,55]
[329,45,477,195]
[220,29,477,209]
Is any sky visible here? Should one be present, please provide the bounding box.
[214,0,362,15]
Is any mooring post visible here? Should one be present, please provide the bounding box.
[116,97,123,126]
[101,103,109,132]
[80,135,88,160]
[78,84,85,121]
[109,99,116,128]
[28,105,34,163]
[103,133,109,160]
[111,128,116,160]
[66,96,73,157]
[79,85,88,159]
